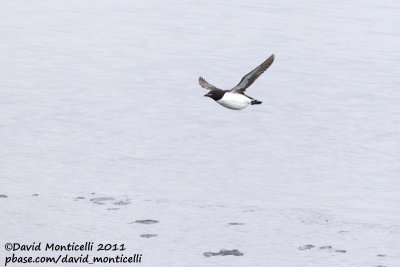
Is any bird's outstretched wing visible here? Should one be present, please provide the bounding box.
[230,54,275,93]
[198,77,220,90]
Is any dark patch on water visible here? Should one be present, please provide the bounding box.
[133,219,159,224]
[203,252,219,257]
[140,234,157,238]
[90,197,115,205]
[228,222,244,225]
[219,249,243,256]
[242,209,255,213]
[377,254,386,257]
[32,194,39,197]
[0,194,8,198]
[107,208,120,210]
[319,246,332,250]
[296,212,332,225]
[203,249,243,257]
[114,201,131,205]
[334,249,346,253]
[76,196,85,199]
[298,245,315,250]
[90,197,115,202]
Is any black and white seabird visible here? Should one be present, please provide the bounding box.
[200,54,275,110]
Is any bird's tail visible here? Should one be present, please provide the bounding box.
[251,99,262,105]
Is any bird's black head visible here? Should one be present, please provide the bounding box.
[204,89,225,101]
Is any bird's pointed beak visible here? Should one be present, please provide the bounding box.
[204,93,211,97]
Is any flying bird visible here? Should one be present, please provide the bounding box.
[200,54,275,110]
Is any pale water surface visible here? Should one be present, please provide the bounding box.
[1,1,399,266]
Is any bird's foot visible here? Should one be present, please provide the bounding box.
[251,100,262,105]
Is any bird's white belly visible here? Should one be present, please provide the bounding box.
[217,93,251,110]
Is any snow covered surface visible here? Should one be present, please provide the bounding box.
[1,1,399,266]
